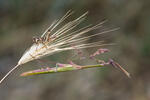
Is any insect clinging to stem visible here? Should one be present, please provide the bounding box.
[32,29,56,45]
[0,10,119,84]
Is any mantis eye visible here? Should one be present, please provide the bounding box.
[32,37,39,43]
[32,37,36,42]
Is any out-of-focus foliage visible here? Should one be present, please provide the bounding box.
[0,0,150,100]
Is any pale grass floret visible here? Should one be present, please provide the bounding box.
[0,10,119,84]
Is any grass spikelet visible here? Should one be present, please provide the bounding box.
[0,10,120,84]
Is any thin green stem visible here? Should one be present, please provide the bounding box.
[20,64,104,76]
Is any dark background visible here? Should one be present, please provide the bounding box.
[0,0,150,100]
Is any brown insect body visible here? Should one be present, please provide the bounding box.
[32,29,56,45]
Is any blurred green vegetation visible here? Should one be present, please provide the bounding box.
[0,0,150,100]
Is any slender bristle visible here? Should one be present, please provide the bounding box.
[0,64,19,84]
[41,10,74,37]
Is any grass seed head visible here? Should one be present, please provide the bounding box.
[0,10,119,84]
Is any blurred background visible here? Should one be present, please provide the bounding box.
[0,0,150,100]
